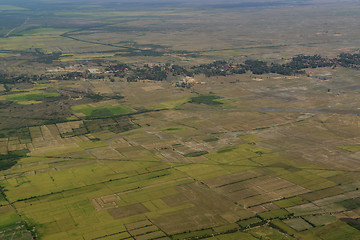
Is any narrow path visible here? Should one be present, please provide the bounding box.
[258,107,360,116]
[60,29,136,51]
[4,17,29,38]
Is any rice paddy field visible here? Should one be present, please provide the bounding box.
[0,0,360,239]
[0,65,360,239]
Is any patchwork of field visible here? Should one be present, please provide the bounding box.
[0,0,360,239]
[0,63,359,240]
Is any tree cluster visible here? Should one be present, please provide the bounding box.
[105,63,130,77]
[0,73,44,84]
[171,65,194,77]
[128,65,168,82]
[336,53,360,68]
[1,52,360,86]
[21,48,62,64]
[192,60,235,77]
[57,72,104,80]
[191,55,337,77]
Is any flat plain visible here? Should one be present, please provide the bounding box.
[0,0,360,239]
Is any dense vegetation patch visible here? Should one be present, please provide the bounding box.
[72,105,133,118]
[203,137,219,142]
[163,127,182,131]
[190,95,223,106]
[0,150,29,171]
[183,151,209,157]
[338,145,360,152]
[217,146,237,153]
[5,92,59,102]
[338,198,360,210]
[1,52,360,85]
[341,218,360,231]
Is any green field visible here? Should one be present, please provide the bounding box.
[338,145,360,152]
[0,91,59,104]
[72,104,133,118]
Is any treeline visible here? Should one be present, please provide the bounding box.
[1,52,360,85]
[57,72,105,80]
[127,65,167,82]
[0,73,45,84]
[0,150,29,171]
[336,53,360,68]
[106,64,193,82]
[192,60,243,77]
[0,71,104,84]
[117,52,360,80]
[192,55,335,77]
[21,48,62,64]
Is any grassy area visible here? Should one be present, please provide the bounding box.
[338,145,360,152]
[183,151,208,157]
[72,104,133,118]
[204,137,219,142]
[247,226,295,240]
[0,206,21,228]
[303,214,337,227]
[18,28,74,36]
[310,221,360,240]
[238,217,263,228]
[154,96,192,109]
[239,134,263,143]
[274,197,308,208]
[206,144,268,165]
[190,95,223,106]
[283,218,313,231]
[259,209,290,220]
[338,198,360,210]
[0,91,59,103]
